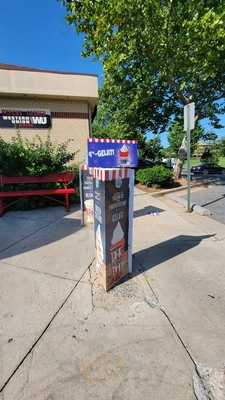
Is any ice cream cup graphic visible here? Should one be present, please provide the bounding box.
[119,144,129,165]
[84,199,94,222]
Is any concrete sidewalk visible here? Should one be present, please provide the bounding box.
[1,192,225,399]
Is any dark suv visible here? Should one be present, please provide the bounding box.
[136,159,154,169]
[191,163,224,175]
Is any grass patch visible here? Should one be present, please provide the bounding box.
[219,157,225,167]
[184,157,225,168]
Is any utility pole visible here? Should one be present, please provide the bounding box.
[184,102,195,212]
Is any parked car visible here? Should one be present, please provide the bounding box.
[135,159,154,169]
[135,159,172,170]
[191,163,224,175]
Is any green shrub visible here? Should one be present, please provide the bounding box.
[0,134,77,176]
[0,134,80,211]
[65,162,80,204]
[136,166,173,187]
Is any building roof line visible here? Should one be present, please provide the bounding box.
[0,63,98,78]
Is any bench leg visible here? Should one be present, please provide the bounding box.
[65,194,69,211]
[0,199,5,217]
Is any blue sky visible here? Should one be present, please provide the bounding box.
[0,0,103,78]
[0,0,224,147]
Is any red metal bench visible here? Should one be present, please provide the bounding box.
[0,172,76,216]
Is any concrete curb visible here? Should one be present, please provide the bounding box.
[151,181,210,198]
[167,194,212,216]
[151,185,190,197]
[151,177,224,198]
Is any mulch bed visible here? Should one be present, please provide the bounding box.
[136,179,187,194]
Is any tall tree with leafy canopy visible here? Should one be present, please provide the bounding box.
[140,136,162,161]
[168,121,207,154]
[219,137,225,157]
[62,0,225,159]
[92,89,147,152]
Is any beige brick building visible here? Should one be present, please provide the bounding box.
[0,64,98,163]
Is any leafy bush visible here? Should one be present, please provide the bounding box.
[0,135,80,211]
[65,162,80,203]
[0,134,76,176]
[136,166,173,187]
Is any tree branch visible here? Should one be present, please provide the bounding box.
[169,79,191,104]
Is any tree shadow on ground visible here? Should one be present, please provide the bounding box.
[202,194,225,207]
[117,234,215,287]
[133,205,165,218]
[0,208,83,261]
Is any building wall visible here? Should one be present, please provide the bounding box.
[0,68,98,105]
[0,96,90,163]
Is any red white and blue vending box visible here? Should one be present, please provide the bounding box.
[93,168,134,291]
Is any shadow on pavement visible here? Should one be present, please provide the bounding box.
[131,234,215,276]
[211,180,225,185]
[203,194,225,207]
[0,216,83,260]
[134,205,165,218]
[192,177,225,187]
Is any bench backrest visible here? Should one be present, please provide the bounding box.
[0,172,75,186]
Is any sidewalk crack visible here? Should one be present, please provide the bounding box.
[17,350,34,398]
[143,272,197,365]
[88,263,96,312]
[0,257,95,393]
[142,271,201,399]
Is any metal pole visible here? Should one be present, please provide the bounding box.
[79,165,84,225]
[187,108,191,212]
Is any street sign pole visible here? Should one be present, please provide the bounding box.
[187,112,191,212]
[184,102,195,213]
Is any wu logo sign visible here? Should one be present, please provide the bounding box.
[31,116,48,125]
[0,109,52,129]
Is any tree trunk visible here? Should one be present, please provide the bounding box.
[174,136,187,180]
[174,158,184,180]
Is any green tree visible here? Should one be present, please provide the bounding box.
[200,146,219,165]
[161,147,175,159]
[92,88,147,153]
[63,0,225,135]
[63,0,225,176]
[217,137,225,157]
[168,121,206,155]
[203,132,218,144]
[140,136,162,161]
[168,121,208,177]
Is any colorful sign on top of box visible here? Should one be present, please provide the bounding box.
[88,138,138,168]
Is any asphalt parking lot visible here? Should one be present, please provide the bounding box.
[183,181,225,224]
